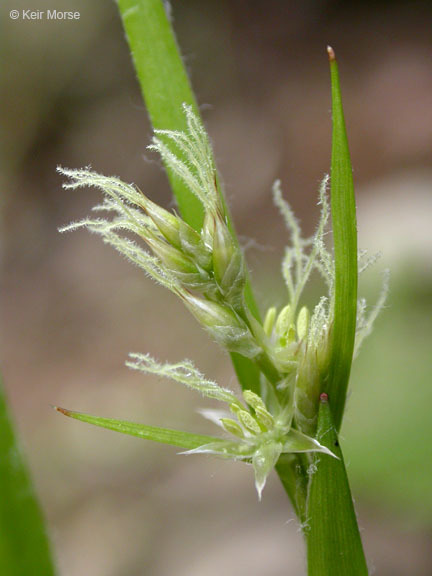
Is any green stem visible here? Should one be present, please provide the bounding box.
[306,394,368,575]
[255,352,280,385]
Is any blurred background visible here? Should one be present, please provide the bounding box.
[1,0,432,574]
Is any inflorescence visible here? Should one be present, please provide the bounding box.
[58,105,388,497]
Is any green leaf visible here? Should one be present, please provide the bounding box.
[306,394,368,576]
[117,0,203,230]
[55,406,220,450]
[0,378,56,575]
[324,46,358,431]
[116,0,261,393]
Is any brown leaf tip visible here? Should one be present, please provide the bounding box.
[320,392,329,403]
[327,45,336,62]
[54,406,71,416]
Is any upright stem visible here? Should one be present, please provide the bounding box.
[306,395,368,575]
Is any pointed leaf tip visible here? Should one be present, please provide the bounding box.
[326,41,357,431]
[54,406,70,416]
[327,45,336,61]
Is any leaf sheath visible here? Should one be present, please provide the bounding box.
[307,394,368,575]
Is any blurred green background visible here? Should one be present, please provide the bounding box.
[1,1,431,574]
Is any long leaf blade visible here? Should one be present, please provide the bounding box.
[55,406,219,450]
[307,394,368,575]
[118,0,203,230]
[117,0,261,393]
[324,47,358,430]
[0,378,56,575]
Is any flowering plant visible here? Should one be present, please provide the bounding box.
[57,103,386,503]
[55,2,389,572]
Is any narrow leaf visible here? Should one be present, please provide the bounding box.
[0,378,56,575]
[307,394,368,576]
[116,0,261,392]
[55,406,219,451]
[117,0,203,230]
[324,46,358,430]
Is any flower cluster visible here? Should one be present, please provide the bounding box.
[126,353,333,499]
[58,107,260,359]
[59,106,388,496]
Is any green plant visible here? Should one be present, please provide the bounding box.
[0,378,55,575]
[53,1,389,574]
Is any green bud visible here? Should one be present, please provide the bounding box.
[180,293,260,357]
[211,216,246,307]
[263,306,277,336]
[178,221,212,271]
[220,418,245,438]
[201,212,215,250]
[275,305,292,336]
[243,391,275,430]
[242,390,266,413]
[254,407,274,430]
[219,252,245,303]
[142,197,182,248]
[181,293,239,327]
[143,196,213,273]
[146,236,196,275]
[296,306,310,340]
[212,217,236,283]
[236,409,261,435]
[145,236,213,290]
